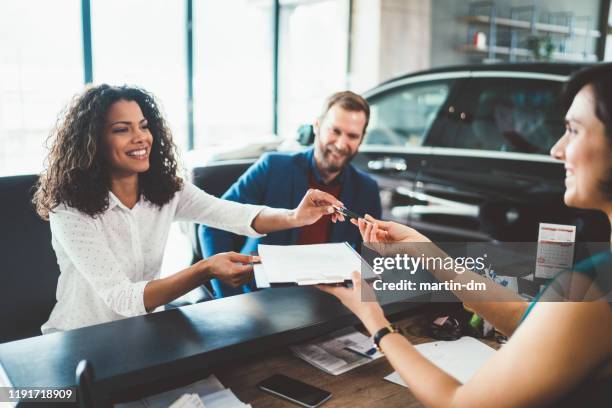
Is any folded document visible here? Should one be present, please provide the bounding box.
[255,242,373,287]
[115,375,250,408]
[290,327,383,375]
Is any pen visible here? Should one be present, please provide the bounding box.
[332,205,364,221]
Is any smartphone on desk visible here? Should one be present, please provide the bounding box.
[258,374,331,407]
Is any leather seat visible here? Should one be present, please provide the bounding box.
[0,175,59,343]
[186,159,256,262]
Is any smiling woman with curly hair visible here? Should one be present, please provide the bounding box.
[34,84,343,333]
[35,85,182,218]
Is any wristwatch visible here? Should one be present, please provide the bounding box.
[372,324,400,352]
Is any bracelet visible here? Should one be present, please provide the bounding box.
[372,324,400,352]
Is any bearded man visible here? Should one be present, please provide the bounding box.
[200,91,381,297]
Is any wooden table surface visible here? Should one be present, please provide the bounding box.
[217,314,502,408]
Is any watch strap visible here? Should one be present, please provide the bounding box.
[372,324,399,351]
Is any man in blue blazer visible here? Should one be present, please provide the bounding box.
[199,91,382,297]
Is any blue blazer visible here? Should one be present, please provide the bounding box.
[199,148,382,297]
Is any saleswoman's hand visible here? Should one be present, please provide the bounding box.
[353,214,430,244]
[203,252,258,287]
[317,271,390,336]
[293,188,344,226]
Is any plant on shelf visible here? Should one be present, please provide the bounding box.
[526,35,555,61]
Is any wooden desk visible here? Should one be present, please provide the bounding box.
[217,314,501,408]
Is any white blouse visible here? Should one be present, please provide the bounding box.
[42,182,265,334]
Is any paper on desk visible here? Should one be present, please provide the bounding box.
[343,331,379,358]
[291,327,383,376]
[114,374,249,408]
[168,394,205,408]
[257,243,364,285]
[201,389,251,408]
[384,337,495,387]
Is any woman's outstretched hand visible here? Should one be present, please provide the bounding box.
[205,252,257,287]
[316,271,389,336]
[293,188,345,226]
[352,214,430,244]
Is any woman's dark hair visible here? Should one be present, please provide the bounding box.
[564,63,612,139]
[34,84,183,219]
[563,63,612,199]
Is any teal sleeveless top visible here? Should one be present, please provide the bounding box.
[520,250,612,323]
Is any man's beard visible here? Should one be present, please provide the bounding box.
[320,144,355,173]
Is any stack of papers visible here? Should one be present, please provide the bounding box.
[115,375,250,408]
[255,242,373,287]
[384,336,496,387]
[168,394,204,408]
[290,328,383,375]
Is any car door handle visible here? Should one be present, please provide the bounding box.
[395,187,480,218]
[367,157,407,172]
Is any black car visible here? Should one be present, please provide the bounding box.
[188,63,609,262]
[351,62,610,243]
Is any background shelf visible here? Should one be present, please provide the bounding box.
[458,44,598,62]
[458,15,601,38]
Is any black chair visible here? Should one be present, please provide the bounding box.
[0,175,60,343]
[76,360,97,408]
[167,159,256,305]
[186,159,256,263]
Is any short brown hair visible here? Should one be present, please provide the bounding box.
[319,91,370,135]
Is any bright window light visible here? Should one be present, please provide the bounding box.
[91,0,188,152]
[0,0,83,176]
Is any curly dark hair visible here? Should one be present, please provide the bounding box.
[34,84,183,219]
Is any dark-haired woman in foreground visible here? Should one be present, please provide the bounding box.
[34,84,343,333]
[319,64,612,407]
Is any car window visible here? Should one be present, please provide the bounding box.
[426,77,564,154]
[365,80,454,147]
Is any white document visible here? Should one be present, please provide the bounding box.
[253,263,270,288]
[291,328,383,375]
[114,375,250,408]
[168,394,205,408]
[257,243,364,285]
[384,336,495,386]
[201,389,251,408]
[535,223,576,279]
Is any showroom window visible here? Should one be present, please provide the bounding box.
[428,78,564,155]
[278,0,349,139]
[366,80,454,147]
[606,2,612,60]
[0,0,83,176]
[91,0,188,151]
[193,0,274,149]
